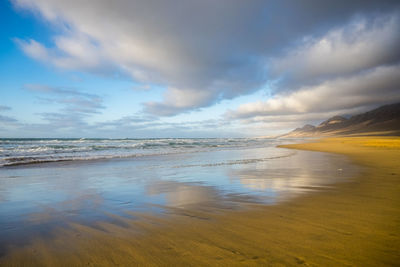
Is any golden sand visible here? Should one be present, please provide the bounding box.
[1,137,399,266]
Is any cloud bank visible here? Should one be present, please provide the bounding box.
[12,0,400,122]
[228,12,400,126]
[229,64,400,119]
[0,84,233,137]
[269,13,400,90]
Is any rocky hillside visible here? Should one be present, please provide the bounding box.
[281,103,400,137]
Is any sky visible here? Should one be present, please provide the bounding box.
[0,0,399,138]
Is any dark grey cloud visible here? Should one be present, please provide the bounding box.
[226,9,400,127]
[268,13,400,91]
[0,105,17,124]
[0,107,19,134]
[13,0,400,117]
[0,115,18,124]
[0,105,12,112]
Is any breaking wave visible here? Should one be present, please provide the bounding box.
[0,138,290,167]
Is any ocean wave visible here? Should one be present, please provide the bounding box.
[0,138,283,167]
[172,151,297,169]
[0,153,152,167]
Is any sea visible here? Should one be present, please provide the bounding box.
[0,138,294,167]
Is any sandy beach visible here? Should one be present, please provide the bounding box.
[0,136,398,266]
[2,0,400,265]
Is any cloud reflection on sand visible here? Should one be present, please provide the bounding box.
[147,181,219,208]
[230,150,357,202]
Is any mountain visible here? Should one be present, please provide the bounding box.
[286,124,317,137]
[281,103,400,137]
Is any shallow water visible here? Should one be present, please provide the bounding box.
[0,138,359,252]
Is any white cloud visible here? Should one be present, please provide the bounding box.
[144,87,215,116]
[269,13,400,89]
[16,35,110,73]
[229,64,400,119]
[223,11,400,133]
[15,39,50,61]
[12,0,269,115]
[13,0,400,117]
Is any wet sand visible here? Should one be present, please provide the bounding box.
[1,137,399,266]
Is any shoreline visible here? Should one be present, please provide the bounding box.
[1,136,399,266]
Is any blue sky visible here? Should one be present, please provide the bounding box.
[1,0,399,138]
